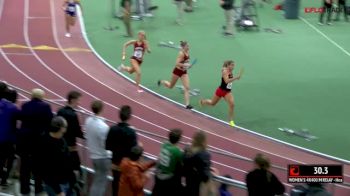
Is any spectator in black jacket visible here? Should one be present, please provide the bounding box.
[0,81,7,99]
[0,88,19,187]
[220,0,234,36]
[18,88,53,195]
[246,153,285,196]
[183,130,213,196]
[106,105,138,196]
[40,116,75,196]
[57,90,84,193]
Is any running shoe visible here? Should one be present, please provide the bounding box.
[137,89,144,93]
[65,33,71,38]
[186,105,193,110]
[157,80,161,87]
[229,120,235,127]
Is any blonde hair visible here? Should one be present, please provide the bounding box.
[138,30,146,40]
[191,130,207,153]
[31,88,45,99]
[180,41,188,48]
[223,60,234,68]
[254,153,271,170]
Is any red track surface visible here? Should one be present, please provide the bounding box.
[1,0,349,195]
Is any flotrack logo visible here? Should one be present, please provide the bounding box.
[304,7,350,13]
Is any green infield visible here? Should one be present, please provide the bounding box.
[81,0,350,160]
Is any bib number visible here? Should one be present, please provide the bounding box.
[134,50,143,59]
[68,6,76,12]
[226,82,232,89]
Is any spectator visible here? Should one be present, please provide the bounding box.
[174,0,185,25]
[290,183,331,196]
[334,0,348,22]
[57,90,84,189]
[5,89,18,104]
[0,88,19,187]
[85,100,111,196]
[319,0,333,25]
[220,0,234,36]
[0,81,7,99]
[18,88,53,195]
[219,175,233,196]
[246,153,285,196]
[5,89,21,182]
[40,116,75,196]
[183,130,213,196]
[306,183,331,196]
[152,129,184,196]
[184,0,194,12]
[118,146,156,196]
[106,105,138,196]
[121,0,133,37]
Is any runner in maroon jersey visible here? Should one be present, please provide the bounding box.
[199,60,243,126]
[158,41,193,109]
[118,31,151,93]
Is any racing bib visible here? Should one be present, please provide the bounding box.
[68,5,76,12]
[133,49,143,59]
[226,82,233,89]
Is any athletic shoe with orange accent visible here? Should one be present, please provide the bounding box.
[229,120,235,127]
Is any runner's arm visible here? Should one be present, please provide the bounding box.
[175,52,186,68]
[122,40,136,59]
[145,41,151,53]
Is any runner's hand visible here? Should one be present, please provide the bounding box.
[57,192,65,196]
[122,53,126,61]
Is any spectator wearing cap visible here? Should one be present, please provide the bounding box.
[18,88,53,195]
[106,105,138,196]
[118,146,156,196]
[57,90,84,189]
[152,129,184,196]
[40,116,75,196]
[246,153,285,196]
[85,100,111,196]
[0,86,20,187]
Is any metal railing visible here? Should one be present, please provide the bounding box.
[4,81,350,195]
[3,81,251,193]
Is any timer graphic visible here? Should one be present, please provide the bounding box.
[288,165,343,183]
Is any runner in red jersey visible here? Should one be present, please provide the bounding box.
[118,31,151,93]
[199,60,243,127]
[158,41,193,109]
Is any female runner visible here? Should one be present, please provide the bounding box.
[62,0,81,38]
[158,41,193,109]
[199,60,243,126]
[118,31,151,93]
